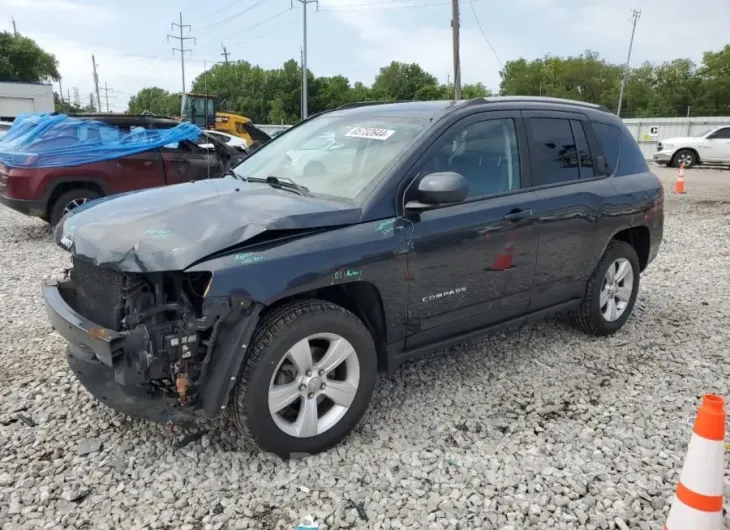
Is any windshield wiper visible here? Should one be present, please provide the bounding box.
[246,175,312,197]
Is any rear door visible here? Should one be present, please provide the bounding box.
[522,111,616,311]
[159,135,223,185]
[106,151,166,193]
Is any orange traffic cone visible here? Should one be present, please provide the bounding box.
[674,163,686,194]
[489,234,517,271]
[664,394,725,530]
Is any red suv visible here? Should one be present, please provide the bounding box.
[0,114,244,225]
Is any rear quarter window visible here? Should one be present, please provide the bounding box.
[592,122,649,177]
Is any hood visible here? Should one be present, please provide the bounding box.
[660,137,698,145]
[54,177,361,272]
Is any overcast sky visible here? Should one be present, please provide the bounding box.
[2,0,728,112]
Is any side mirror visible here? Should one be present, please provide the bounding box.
[595,155,608,176]
[405,171,469,210]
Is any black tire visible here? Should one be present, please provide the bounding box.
[573,240,640,336]
[229,300,377,458]
[49,189,101,226]
[671,149,697,168]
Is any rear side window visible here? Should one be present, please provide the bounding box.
[592,122,649,177]
[528,118,594,185]
[570,120,594,179]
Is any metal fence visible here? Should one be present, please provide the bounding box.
[622,117,730,160]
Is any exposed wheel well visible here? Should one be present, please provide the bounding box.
[612,226,650,271]
[261,282,388,370]
[46,181,105,218]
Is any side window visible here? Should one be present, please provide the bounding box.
[708,127,730,139]
[592,122,649,177]
[570,120,594,179]
[418,118,520,199]
[527,118,579,185]
[592,122,620,175]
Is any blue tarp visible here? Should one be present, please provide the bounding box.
[0,113,201,168]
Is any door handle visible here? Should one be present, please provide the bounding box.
[503,209,533,221]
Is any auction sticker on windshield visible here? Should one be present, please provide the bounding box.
[345,127,395,141]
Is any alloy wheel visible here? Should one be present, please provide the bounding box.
[600,258,634,322]
[63,198,88,215]
[268,333,360,438]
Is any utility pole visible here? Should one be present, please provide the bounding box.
[91,55,101,113]
[616,8,641,118]
[293,0,318,119]
[168,12,195,95]
[67,89,71,104]
[221,44,230,65]
[451,0,461,100]
[100,81,115,112]
[12,17,17,36]
[88,93,95,111]
[73,87,80,106]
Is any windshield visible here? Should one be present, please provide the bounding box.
[229,114,427,202]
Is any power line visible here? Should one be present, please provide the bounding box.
[196,0,271,41]
[468,0,502,70]
[167,12,196,95]
[319,0,483,12]
[197,7,292,49]
[617,8,641,118]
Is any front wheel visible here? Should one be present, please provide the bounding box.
[49,189,100,226]
[229,300,377,457]
[672,149,696,168]
[573,240,640,336]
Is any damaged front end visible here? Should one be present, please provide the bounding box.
[43,256,260,424]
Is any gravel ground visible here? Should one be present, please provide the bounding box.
[1,165,729,530]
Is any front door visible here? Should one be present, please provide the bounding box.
[705,127,730,162]
[402,111,540,349]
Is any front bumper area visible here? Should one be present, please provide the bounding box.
[652,151,672,164]
[43,277,264,423]
[0,193,45,218]
[43,278,191,423]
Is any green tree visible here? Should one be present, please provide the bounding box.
[372,61,439,100]
[127,87,181,116]
[696,45,730,116]
[0,31,60,82]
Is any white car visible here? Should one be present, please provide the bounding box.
[0,120,12,139]
[203,130,249,152]
[653,125,730,168]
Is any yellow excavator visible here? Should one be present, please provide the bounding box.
[180,93,271,146]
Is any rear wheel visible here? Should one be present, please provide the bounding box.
[573,240,640,336]
[49,189,100,226]
[229,300,377,457]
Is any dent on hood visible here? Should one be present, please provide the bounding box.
[54,179,361,272]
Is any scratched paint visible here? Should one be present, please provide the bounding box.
[145,229,171,240]
[333,268,362,281]
[375,218,396,235]
[234,252,266,264]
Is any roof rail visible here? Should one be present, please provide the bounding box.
[465,96,613,114]
[335,100,410,111]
